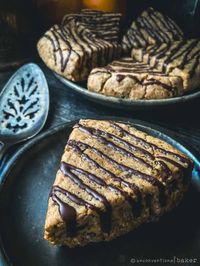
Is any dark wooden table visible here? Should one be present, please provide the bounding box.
[0,61,200,165]
[0,60,200,266]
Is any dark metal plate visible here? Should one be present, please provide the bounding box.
[54,73,200,110]
[0,118,200,266]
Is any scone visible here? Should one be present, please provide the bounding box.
[132,39,200,91]
[44,119,193,247]
[122,7,183,54]
[37,12,121,82]
[87,57,183,99]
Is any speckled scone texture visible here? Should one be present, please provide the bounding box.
[44,119,193,248]
[122,7,183,54]
[132,39,200,91]
[37,11,121,82]
[87,58,183,99]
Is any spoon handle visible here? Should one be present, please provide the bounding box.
[0,141,10,169]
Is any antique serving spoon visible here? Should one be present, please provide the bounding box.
[0,63,49,165]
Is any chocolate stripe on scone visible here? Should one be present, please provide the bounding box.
[102,58,166,75]
[43,25,80,72]
[51,186,77,236]
[110,122,193,185]
[51,184,111,235]
[60,162,112,233]
[61,21,94,71]
[80,9,121,42]
[145,7,183,40]
[122,7,183,53]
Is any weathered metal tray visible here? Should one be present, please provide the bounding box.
[0,118,200,266]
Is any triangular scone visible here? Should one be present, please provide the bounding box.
[37,13,121,82]
[44,119,193,247]
[132,39,200,91]
[122,7,183,54]
[87,57,183,99]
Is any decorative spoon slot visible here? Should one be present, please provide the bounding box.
[0,63,49,166]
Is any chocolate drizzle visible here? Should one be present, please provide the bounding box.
[144,79,176,94]
[104,58,166,75]
[80,9,121,42]
[43,25,80,73]
[51,186,77,236]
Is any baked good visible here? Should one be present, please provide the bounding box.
[44,119,193,247]
[122,7,183,54]
[37,12,121,82]
[132,39,200,91]
[87,57,183,99]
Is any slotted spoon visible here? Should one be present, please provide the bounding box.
[0,63,49,167]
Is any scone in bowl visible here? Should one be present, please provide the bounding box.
[54,73,200,110]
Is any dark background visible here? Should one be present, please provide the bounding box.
[126,0,200,37]
[1,0,200,62]
[0,1,200,265]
